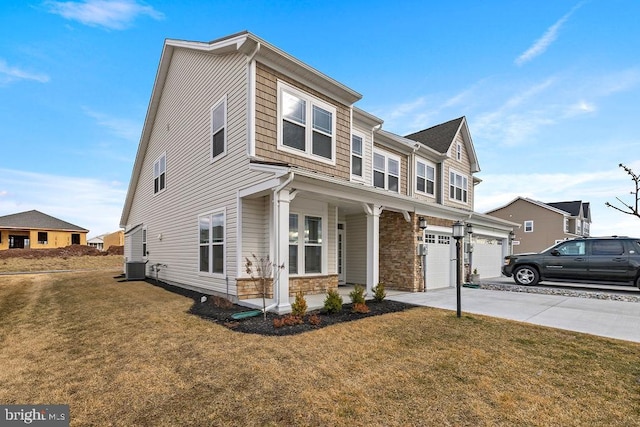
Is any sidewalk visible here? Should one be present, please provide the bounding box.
[387,286,640,343]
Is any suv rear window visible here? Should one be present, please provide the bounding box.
[591,240,625,256]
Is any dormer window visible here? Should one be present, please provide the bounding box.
[278,81,336,164]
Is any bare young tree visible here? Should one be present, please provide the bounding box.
[605,163,640,219]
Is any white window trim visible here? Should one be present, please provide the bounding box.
[153,152,166,195]
[276,81,337,165]
[210,95,227,163]
[415,157,436,197]
[448,168,468,204]
[142,225,148,259]
[350,130,365,181]
[456,143,462,161]
[524,220,534,233]
[373,148,401,193]
[289,210,327,277]
[198,208,226,278]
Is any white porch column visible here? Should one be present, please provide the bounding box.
[275,189,292,313]
[364,204,383,296]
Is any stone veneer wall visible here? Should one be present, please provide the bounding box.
[236,275,338,300]
[379,211,422,292]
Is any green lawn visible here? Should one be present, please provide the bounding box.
[1,270,639,426]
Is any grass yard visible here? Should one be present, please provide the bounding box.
[0,269,639,426]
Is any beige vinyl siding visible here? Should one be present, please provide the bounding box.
[254,62,352,180]
[351,122,373,185]
[489,199,567,253]
[241,196,270,262]
[443,133,473,210]
[124,48,271,296]
[345,213,367,284]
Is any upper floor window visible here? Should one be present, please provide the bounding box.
[449,170,468,203]
[524,220,534,233]
[373,150,399,193]
[416,159,435,196]
[153,153,166,194]
[456,143,462,161]
[351,133,364,179]
[142,226,147,257]
[278,82,336,164]
[564,217,569,233]
[211,96,227,161]
[199,210,225,276]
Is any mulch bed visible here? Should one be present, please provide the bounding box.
[142,277,417,336]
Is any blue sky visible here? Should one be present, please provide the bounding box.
[1,0,639,237]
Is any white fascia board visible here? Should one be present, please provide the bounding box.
[458,117,481,173]
[353,107,383,130]
[374,129,418,154]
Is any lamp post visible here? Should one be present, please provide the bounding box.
[418,217,428,292]
[452,221,465,318]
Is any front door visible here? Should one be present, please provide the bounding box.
[338,224,345,285]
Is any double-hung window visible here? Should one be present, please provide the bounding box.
[289,213,323,274]
[154,153,166,194]
[278,82,336,163]
[351,133,364,179]
[456,143,462,161]
[524,220,534,233]
[416,159,435,196]
[449,170,468,203]
[199,210,225,275]
[211,96,226,161]
[373,150,400,192]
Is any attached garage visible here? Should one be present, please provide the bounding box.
[472,236,504,278]
[425,232,454,290]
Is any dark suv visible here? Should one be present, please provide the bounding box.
[502,236,640,288]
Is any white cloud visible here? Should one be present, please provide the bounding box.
[0,59,50,85]
[43,0,164,30]
[515,2,583,66]
[83,107,142,142]
[0,168,126,236]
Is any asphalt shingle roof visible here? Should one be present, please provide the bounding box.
[404,117,465,153]
[0,210,88,232]
[547,201,583,217]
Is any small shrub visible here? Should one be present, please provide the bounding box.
[324,288,343,313]
[291,292,308,317]
[283,314,303,326]
[352,302,370,314]
[373,283,386,302]
[349,284,366,305]
[273,317,284,328]
[307,313,321,326]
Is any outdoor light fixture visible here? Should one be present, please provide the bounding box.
[452,221,465,318]
[418,217,427,230]
[509,230,515,241]
[466,223,474,236]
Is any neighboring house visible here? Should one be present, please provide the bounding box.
[103,230,124,250]
[0,210,88,250]
[87,235,105,250]
[486,197,592,253]
[119,31,516,312]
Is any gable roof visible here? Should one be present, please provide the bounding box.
[404,116,480,172]
[547,201,583,217]
[485,197,571,216]
[0,210,88,232]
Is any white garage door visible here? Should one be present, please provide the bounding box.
[425,233,452,290]
[473,237,503,278]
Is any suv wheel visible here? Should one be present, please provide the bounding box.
[513,266,539,286]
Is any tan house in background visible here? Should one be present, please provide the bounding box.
[103,230,124,250]
[486,198,591,253]
[0,210,88,250]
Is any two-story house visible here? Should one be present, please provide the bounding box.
[486,197,592,253]
[120,31,516,312]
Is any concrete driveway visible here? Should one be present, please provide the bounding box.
[388,282,640,343]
